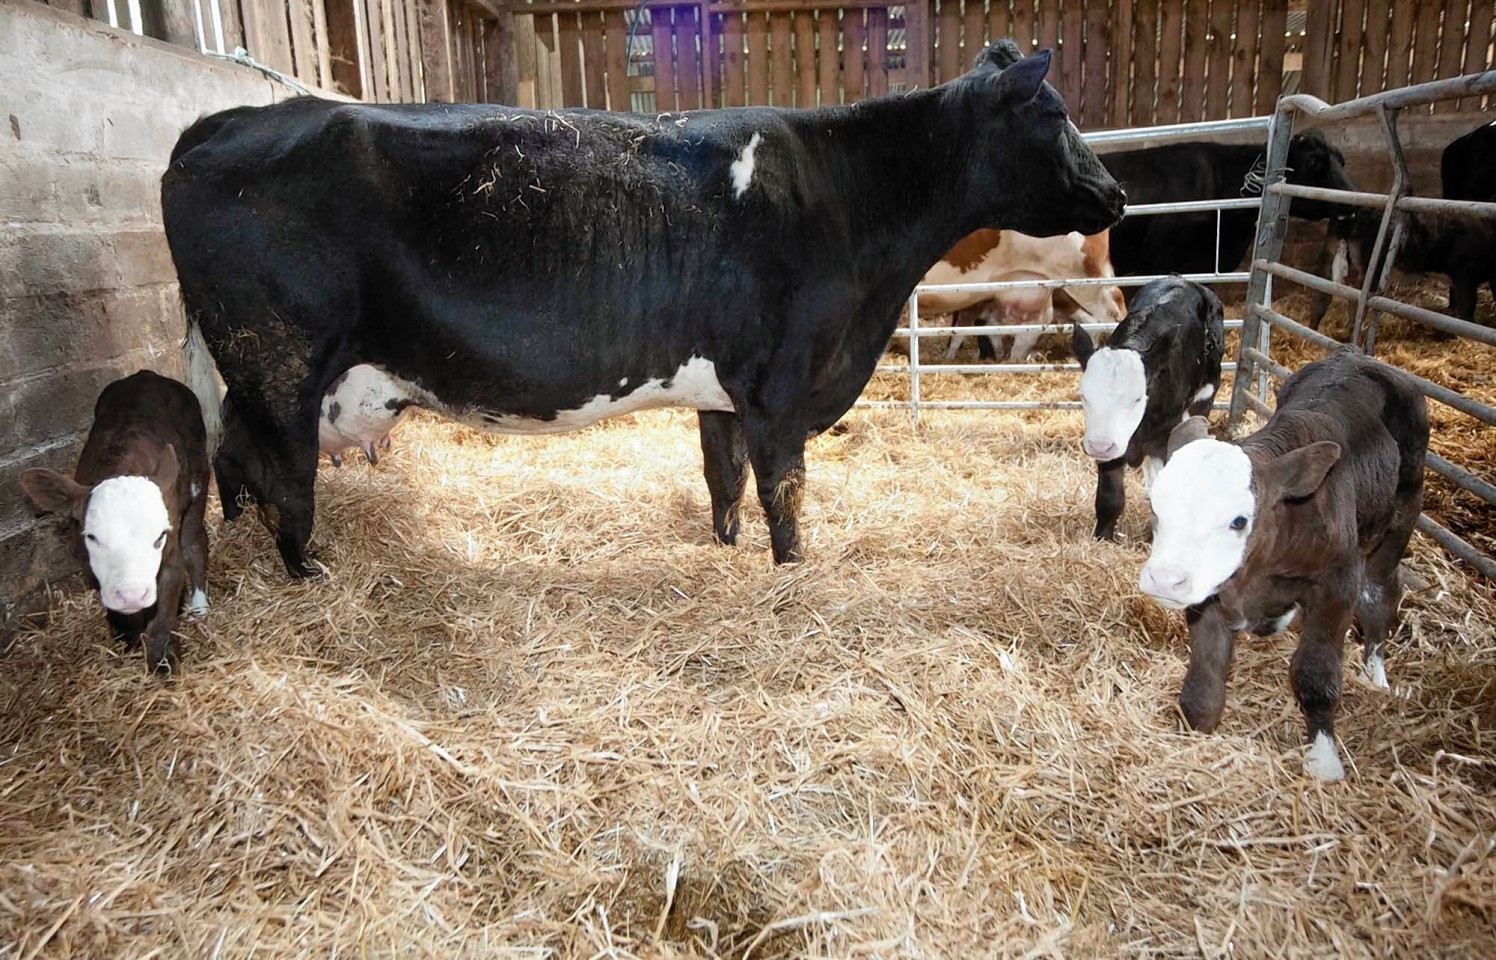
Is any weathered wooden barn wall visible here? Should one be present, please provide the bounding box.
[0,0,309,633]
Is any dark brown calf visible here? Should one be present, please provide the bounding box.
[1139,349,1428,780]
[20,370,212,673]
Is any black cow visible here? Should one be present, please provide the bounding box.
[1072,277,1225,541]
[1102,129,1354,284]
[1141,349,1428,781]
[1336,121,1496,327]
[161,41,1125,577]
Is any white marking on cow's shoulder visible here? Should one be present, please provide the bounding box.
[1364,651,1390,690]
[183,588,210,620]
[730,132,763,199]
[1305,731,1346,782]
[459,357,735,435]
[1139,439,1256,609]
[83,476,172,614]
[1192,384,1217,405]
[1079,347,1147,461]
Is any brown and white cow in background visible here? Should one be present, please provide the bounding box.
[20,370,213,674]
[918,229,1126,361]
[1139,349,1428,781]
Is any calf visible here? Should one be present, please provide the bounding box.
[1073,277,1224,540]
[1139,349,1428,781]
[19,370,212,673]
[319,365,417,467]
[1334,204,1496,328]
[919,229,1126,361]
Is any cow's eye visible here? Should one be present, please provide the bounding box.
[85,533,99,544]
[154,530,168,549]
[1230,516,1248,532]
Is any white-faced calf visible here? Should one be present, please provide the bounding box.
[1139,349,1428,781]
[319,365,416,467]
[1073,277,1224,540]
[20,370,213,673]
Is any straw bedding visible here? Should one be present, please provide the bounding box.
[2,290,1494,958]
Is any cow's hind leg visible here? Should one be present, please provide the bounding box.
[1093,459,1126,541]
[744,416,808,564]
[1290,597,1356,781]
[699,411,750,546]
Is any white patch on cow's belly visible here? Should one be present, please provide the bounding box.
[458,356,734,435]
[1305,731,1346,782]
[1192,384,1217,405]
[730,132,762,199]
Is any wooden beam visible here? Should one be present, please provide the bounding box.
[484,15,517,102]
[416,0,449,101]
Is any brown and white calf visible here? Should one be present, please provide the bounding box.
[1139,349,1428,781]
[919,229,1126,361]
[20,370,212,673]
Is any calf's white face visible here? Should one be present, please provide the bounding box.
[83,476,172,614]
[1079,347,1146,462]
[1139,439,1256,609]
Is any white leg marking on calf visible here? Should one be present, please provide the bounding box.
[1267,608,1297,635]
[1364,651,1390,690]
[1192,384,1217,405]
[730,132,763,199]
[183,587,210,620]
[1305,731,1346,782]
[1141,455,1163,493]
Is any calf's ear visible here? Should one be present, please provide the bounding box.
[1264,441,1341,500]
[997,50,1052,104]
[20,468,91,521]
[153,444,181,493]
[1071,320,1096,367]
[1166,416,1211,458]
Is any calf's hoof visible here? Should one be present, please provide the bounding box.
[1304,731,1346,782]
[145,636,180,677]
[181,588,211,622]
[1178,694,1223,734]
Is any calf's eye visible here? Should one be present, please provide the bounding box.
[154,530,168,549]
[85,533,99,544]
[1230,516,1248,532]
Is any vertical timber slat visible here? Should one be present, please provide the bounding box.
[1156,0,1183,124]
[1060,0,1082,111]
[770,10,792,105]
[904,0,930,89]
[678,5,701,108]
[1256,0,1287,114]
[1300,0,1334,98]
[795,10,816,106]
[652,6,677,110]
[602,9,630,110]
[581,10,607,108]
[1334,0,1365,102]
[1109,0,1132,127]
[938,0,960,83]
[1204,0,1232,120]
[558,10,584,106]
[1131,0,1157,127]
[1230,0,1258,117]
[1082,0,1109,127]
[747,10,769,103]
[963,0,985,73]
[1462,0,1494,109]
[867,6,887,96]
[724,9,747,105]
[817,10,838,106]
[843,7,865,102]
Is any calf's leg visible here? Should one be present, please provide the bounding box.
[143,558,188,675]
[698,411,750,546]
[1355,519,1417,690]
[1093,458,1126,541]
[1448,272,1479,326]
[1289,599,1356,781]
[180,486,211,620]
[1179,600,1236,733]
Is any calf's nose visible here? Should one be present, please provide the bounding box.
[107,586,156,613]
[1083,438,1120,461]
[1139,565,1190,603]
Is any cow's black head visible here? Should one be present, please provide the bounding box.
[953,40,1125,239]
[1285,128,1356,221]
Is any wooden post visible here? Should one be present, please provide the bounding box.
[903,0,930,89]
[326,0,365,98]
[1300,0,1335,98]
[147,0,199,47]
[418,0,455,101]
[484,15,518,102]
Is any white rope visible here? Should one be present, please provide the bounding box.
[205,46,317,97]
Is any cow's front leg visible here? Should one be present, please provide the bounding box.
[745,416,808,564]
[1093,458,1127,541]
[1179,599,1236,733]
[699,411,750,546]
[1290,597,1356,781]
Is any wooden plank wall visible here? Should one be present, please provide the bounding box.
[485,0,1492,123]
[42,0,1496,117]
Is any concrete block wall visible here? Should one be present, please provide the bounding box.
[0,0,298,633]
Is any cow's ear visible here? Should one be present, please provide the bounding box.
[1071,321,1096,367]
[20,468,91,521]
[996,49,1051,103]
[973,38,1023,73]
[1166,416,1211,458]
[1264,441,1341,500]
[153,444,180,493]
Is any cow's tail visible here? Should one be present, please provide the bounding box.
[184,317,225,455]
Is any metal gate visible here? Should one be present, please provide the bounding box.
[1228,70,1496,580]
